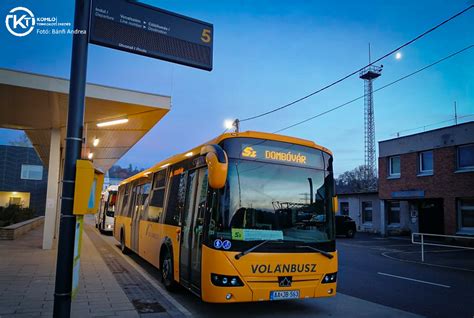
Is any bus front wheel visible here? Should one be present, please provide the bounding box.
[161,246,178,291]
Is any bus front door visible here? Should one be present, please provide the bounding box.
[179,168,208,293]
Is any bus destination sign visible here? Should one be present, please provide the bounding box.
[90,0,213,71]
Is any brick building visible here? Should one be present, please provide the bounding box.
[0,145,47,214]
[378,121,474,236]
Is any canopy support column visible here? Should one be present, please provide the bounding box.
[42,128,61,250]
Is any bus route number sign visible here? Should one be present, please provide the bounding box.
[90,0,213,71]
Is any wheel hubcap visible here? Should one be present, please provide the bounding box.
[163,258,170,279]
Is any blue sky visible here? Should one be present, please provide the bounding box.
[1,0,473,175]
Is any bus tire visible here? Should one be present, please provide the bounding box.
[120,229,129,254]
[161,245,178,291]
[346,229,355,238]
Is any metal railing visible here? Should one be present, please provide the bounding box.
[411,232,474,262]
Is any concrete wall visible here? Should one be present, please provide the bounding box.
[0,216,44,240]
[0,146,47,215]
[338,193,381,233]
[339,193,412,236]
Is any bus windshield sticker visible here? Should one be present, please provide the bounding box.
[231,228,244,240]
[222,240,231,250]
[240,144,322,168]
[213,239,223,249]
[231,228,284,241]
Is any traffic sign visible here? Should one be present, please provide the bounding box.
[90,0,213,71]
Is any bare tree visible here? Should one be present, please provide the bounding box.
[336,165,378,193]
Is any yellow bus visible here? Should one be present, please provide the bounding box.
[114,131,338,303]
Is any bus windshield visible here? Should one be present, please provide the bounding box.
[209,159,334,245]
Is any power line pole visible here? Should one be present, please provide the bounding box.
[454,101,458,125]
[359,43,382,190]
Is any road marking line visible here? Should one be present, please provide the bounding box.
[377,272,451,288]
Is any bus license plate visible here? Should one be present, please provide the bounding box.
[270,290,300,300]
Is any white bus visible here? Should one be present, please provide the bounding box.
[95,185,118,233]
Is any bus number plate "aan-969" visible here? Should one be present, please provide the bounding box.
[270,290,300,300]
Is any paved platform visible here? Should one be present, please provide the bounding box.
[0,224,137,317]
[0,221,426,318]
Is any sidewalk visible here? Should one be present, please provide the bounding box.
[0,224,138,317]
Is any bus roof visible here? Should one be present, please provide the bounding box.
[119,131,332,185]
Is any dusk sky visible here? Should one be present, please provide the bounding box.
[1,0,473,175]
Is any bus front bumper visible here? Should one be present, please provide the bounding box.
[200,246,338,303]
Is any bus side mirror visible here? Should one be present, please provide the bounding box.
[332,196,338,213]
[200,144,228,189]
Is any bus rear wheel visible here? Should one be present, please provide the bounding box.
[161,246,178,291]
[120,230,129,254]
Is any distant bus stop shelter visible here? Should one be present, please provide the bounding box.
[0,68,171,249]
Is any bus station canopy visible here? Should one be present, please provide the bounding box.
[0,68,171,171]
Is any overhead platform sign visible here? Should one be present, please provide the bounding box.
[90,0,213,71]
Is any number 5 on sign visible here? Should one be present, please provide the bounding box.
[201,29,211,43]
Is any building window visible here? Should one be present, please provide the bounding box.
[340,202,349,216]
[9,197,21,206]
[388,201,400,224]
[362,201,373,224]
[457,198,474,232]
[419,151,433,175]
[388,156,400,178]
[457,144,474,171]
[20,164,43,181]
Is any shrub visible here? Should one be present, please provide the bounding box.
[0,205,36,227]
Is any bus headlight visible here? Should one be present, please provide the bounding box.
[211,274,244,287]
[322,272,337,284]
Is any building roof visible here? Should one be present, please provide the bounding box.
[0,68,171,171]
[378,121,474,158]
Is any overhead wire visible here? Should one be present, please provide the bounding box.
[391,113,474,137]
[239,5,473,123]
[271,44,474,134]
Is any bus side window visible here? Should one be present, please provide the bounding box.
[164,172,186,226]
[140,182,152,217]
[122,184,131,217]
[116,186,125,216]
[148,169,167,222]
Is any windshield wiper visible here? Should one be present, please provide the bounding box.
[234,240,282,260]
[295,245,334,259]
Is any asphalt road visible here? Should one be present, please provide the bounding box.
[85,217,473,317]
[337,233,474,318]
